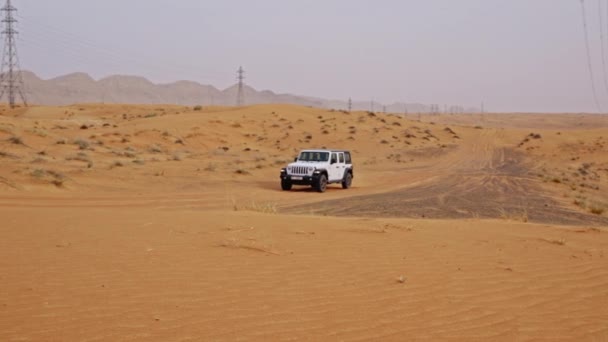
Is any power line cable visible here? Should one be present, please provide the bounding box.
[580,0,603,112]
[598,0,608,100]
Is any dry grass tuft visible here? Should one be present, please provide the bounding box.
[231,198,277,214]
[73,138,90,150]
[0,150,18,159]
[498,207,528,223]
[30,168,66,187]
[7,136,24,145]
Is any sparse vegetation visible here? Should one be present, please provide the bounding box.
[498,207,529,223]
[30,169,66,187]
[73,138,90,150]
[148,144,163,153]
[66,152,91,163]
[0,151,17,159]
[231,198,277,214]
[7,136,24,145]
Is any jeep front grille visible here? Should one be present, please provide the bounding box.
[291,166,308,175]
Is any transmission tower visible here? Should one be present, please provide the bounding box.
[0,0,27,108]
[347,97,352,113]
[236,66,245,106]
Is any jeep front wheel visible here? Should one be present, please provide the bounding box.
[281,180,292,191]
[315,174,328,193]
[342,172,352,189]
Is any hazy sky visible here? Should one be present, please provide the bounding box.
[10,0,607,112]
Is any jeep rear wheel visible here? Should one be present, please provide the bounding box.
[281,180,292,191]
[315,174,328,193]
[342,172,352,189]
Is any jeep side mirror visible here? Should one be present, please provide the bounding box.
[294,157,298,162]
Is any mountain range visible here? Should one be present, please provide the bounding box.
[12,71,477,113]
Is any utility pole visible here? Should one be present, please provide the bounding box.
[0,0,27,108]
[347,97,352,113]
[236,66,245,106]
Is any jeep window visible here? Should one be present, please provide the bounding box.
[339,153,345,163]
[299,151,329,162]
[344,152,352,164]
[331,153,337,164]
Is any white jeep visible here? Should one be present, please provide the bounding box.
[280,149,354,193]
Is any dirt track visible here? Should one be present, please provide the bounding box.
[285,129,608,226]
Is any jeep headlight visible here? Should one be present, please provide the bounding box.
[308,167,314,173]
[287,167,292,172]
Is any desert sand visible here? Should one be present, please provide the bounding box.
[1,104,607,341]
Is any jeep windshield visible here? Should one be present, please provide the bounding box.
[298,151,329,162]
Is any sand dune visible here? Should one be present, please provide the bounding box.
[1,104,607,341]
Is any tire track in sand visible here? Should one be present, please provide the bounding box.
[285,129,608,226]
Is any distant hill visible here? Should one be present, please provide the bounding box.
[13,71,478,113]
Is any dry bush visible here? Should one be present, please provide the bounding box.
[7,136,24,145]
[0,150,18,159]
[231,198,277,214]
[66,152,91,163]
[498,207,529,223]
[30,168,66,187]
[148,144,163,153]
[73,138,90,150]
[574,197,606,215]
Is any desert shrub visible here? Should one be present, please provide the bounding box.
[30,169,66,187]
[73,139,90,150]
[193,105,203,111]
[148,144,163,153]
[0,151,17,159]
[590,206,605,215]
[66,152,91,163]
[7,136,24,145]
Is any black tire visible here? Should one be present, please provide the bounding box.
[281,180,292,191]
[342,172,352,189]
[315,174,328,193]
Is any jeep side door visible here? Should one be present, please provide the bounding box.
[328,152,344,182]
